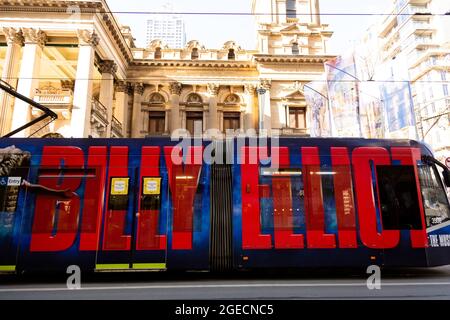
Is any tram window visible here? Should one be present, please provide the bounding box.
[141,195,160,210]
[0,179,20,213]
[141,177,162,210]
[376,166,422,230]
[108,178,130,211]
[418,165,450,227]
[259,167,304,232]
[108,195,128,211]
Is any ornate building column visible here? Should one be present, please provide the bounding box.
[169,82,182,133]
[114,81,131,137]
[99,60,117,137]
[71,30,99,138]
[143,110,150,137]
[11,28,46,137]
[0,28,23,135]
[207,83,220,131]
[244,84,257,131]
[311,0,321,26]
[259,31,270,55]
[258,79,272,132]
[131,83,144,138]
[276,0,287,24]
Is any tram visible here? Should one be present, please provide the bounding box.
[0,137,449,273]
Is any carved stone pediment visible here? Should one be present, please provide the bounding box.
[185,40,205,51]
[186,93,203,105]
[147,39,169,50]
[222,41,242,52]
[283,90,305,101]
[223,94,240,105]
[149,92,166,105]
[279,24,311,35]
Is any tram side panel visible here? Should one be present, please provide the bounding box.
[232,140,434,269]
[0,141,211,273]
[1,138,449,273]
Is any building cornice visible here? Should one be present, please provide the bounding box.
[131,60,255,69]
[0,0,133,64]
[253,54,336,64]
[97,11,133,64]
[0,1,102,12]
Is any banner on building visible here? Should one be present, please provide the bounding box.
[358,81,385,139]
[381,80,417,139]
[304,80,331,137]
[325,55,362,137]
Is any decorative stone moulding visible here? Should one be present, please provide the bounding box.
[169,82,183,96]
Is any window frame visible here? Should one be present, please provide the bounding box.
[148,111,166,135]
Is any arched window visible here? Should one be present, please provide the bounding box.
[148,92,166,135]
[185,93,203,135]
[286,0,297,19]
[292,42,299,55]
[228,49,236,60]
[191,48,199,60]
[155,47,162,59]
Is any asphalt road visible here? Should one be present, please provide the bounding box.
[1,267,450,300]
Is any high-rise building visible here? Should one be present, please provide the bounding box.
[146,3,186,49]
[363,0,450,162]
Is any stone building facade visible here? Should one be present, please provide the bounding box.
[0,0,334,138]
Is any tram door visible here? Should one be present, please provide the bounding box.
[95,167,168,271]
[0,176,28,273]
[0,150,30,273]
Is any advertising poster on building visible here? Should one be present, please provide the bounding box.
[381,80,417,139]
[325,55,362,137]
[304,80,331,137]
[358,81,385,139]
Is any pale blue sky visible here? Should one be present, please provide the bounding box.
[107,0,392,54]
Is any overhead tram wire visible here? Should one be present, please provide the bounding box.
[3,10,448,87]
[1,8,450,17]
[0,76,449,85]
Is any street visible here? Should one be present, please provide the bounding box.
[1,267,450,300]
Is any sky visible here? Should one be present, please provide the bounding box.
[106,0,392,54]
